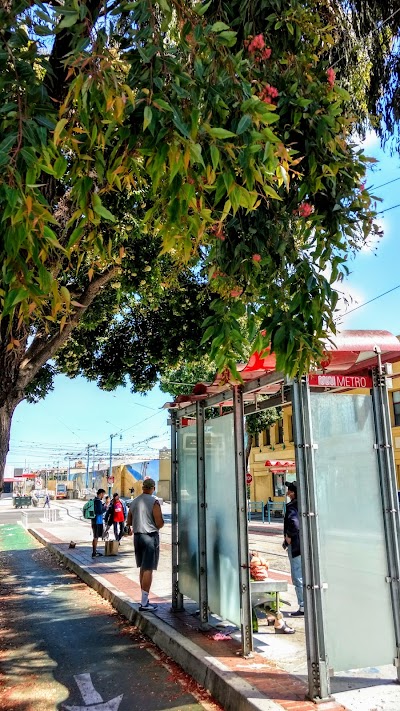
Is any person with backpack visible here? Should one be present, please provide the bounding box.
[90,488,106,557]
[105,493,127,543]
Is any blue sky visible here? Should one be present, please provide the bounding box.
[5,132,400,474]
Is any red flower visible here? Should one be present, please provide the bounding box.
[260,329,267,337]
[230,288,243,297]
[262,47,272,60]
[298,201,313,218]
[326,67,335,88]
[252,254,261,262]
[247,34,265,53]
[259,84,279,105]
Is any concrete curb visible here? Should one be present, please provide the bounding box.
[29,528,282,711]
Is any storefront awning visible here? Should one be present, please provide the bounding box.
[265,459,296,472]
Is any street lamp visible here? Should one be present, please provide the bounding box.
[108,433,122,497]
[65,453,75,480]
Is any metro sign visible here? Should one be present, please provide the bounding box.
[308,373,373,389]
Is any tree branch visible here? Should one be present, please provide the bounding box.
[17,266,120,390]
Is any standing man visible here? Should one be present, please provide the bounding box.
[284,481,304,617]
[126,478,164,612]
[92,488,106,558]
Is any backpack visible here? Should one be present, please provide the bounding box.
[83,499,96,520]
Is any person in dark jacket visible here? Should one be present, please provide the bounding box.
[284,481,304,617]
[92,489,106,558]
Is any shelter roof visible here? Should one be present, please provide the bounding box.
[165,330,400,410]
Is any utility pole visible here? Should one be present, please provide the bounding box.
[108,433,122,497]
[85,445,91,489]
[92,444,98,489]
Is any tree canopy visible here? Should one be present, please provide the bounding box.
[0,0,397,484]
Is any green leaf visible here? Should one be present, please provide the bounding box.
[54,156,68,179]
[263,185,283,201]
[143,106,153,131]
[194,0,212,15]
[53,119,68,145]
[58,13,79,29]
[237,115,252,135]
[211,22,230,32]
[208,128,236,139]
[93,203,116,222]
[210,145,220,170]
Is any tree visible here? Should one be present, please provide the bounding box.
[0,1,388,485]
[323,1,400,145]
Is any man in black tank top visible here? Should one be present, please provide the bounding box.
[126,478,164,611]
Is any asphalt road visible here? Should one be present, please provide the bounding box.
[0,524,222,711]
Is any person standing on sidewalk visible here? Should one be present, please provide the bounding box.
[284,481,304,617]
[105,493,127,543]
[126,478,164,612]
[92,488,106,558]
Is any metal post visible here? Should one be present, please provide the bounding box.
[292,377,331,701]
[85,445,90,489]
[232,385,253,657]
[170,411,183,611]
[371,358,400,679]
[92,445,97,487]
[196,401,209,628]
[108,434,116,498]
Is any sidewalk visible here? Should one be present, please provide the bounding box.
[2,497,399,711]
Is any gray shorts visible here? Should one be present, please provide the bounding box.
[134,532,160,570]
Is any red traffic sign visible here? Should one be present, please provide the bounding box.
[107,476,114,484]
[246,473,253,484]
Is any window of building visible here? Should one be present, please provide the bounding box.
[263,428,271,446]
[277,419,284,444]
[393,392,400,427]
[288,415,294,442]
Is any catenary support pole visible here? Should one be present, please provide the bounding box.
[232,385,253,656]
[371,355,400,680]
[196,401,209,628]
[170,411,183,611]
[292,377,331,701]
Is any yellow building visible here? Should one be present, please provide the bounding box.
[249,367,400,503]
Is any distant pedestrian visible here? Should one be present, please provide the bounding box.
[44,493,50,508]
[92,489,106,558]
[126,478,164,612]
[103,496,111,516]
[105,493,127,543]
[284,481,304,617]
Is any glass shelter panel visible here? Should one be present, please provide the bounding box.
[310,392,395,671]
[205,413,240,626]
[177,424,199,604]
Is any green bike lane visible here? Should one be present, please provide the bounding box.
[0,525,222,711]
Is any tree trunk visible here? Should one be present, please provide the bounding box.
[0,399,19,488]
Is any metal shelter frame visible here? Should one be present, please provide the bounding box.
[169,339,400,701]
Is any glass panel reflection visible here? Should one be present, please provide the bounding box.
[177,423,199,603]
[205,413,240,626]
[311,392,395,671]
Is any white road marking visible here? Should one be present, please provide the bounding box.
[63,673,123,711]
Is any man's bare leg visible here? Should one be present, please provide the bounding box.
[140,569,153,607]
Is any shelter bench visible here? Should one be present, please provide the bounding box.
[264,501,286,523]
[247,500,264,523]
